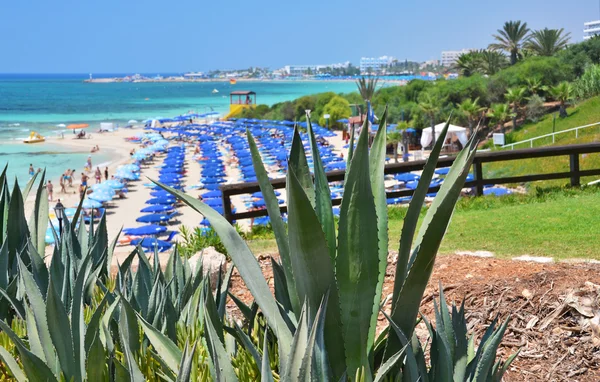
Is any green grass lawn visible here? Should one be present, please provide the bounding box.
[247,187,600,260]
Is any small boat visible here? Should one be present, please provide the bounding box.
[212,89,219,94]
[229,79,237,85]
[23,131,45,144]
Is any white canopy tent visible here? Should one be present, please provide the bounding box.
[420,123,468,148]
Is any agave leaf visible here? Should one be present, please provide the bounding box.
[0,320,58,382]
[437,285,456,365]
[113,359,130,381]
[228,291,253,321]
[17,256,55,365]
[86,331,106,382]
[27,240,49,299]
[0,241,7,290]
[8,181,29,268]
[47,274,78,381]
[382,309,419,382]
[106,226,122,278]
[135,311,183,373]
[473,318,511,382]
[347,122,356,165]
[287,162,345,377]
[495,349,520,381]
[99,295,120,352]
[28,170,48,253]
[204,281,225,343]
[282,303,309,381]
[305,116,336,262]
[85,295,109,354]
[434,330,453,381]
[217,263,234,319]
[204,305,239,382]
[0,344,27,381]
[335,119,379,378]
[0,286,25,319]
[261,331,275,382]
[232,320,262,367]
[151,180,293,361]
[289,126,316,206]
[271,257,292,313]
[133,250,153,317]
[21,171,39,201]
[118,302,145,382]
[373,347,406,382]
[299,292,331,381]
[394,120,449,292]
[389,131,478,352]
[90,213,108,267]
[247,130,298,314]
[71,254,93,381]
[78,215,89,260]
[452,300,469,381]
[176,341,197,382]
[71,190,86,232]
[367,106,388,362]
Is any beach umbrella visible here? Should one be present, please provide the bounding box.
[140,205,174,213]
[120,164,140,172]
[252,191,281,198]
[434,167,451,175]
[395,173,420,182]
[150,190,174,198]
[82,199,103,209]
[67,123,89,130]
[136,214,173,223]
[123,225,167,236]
[146,197,177,205]
[56,123,66,128]
[204,198,223,207]
[130,237,173,252]
[128,120,139,124]
[103,179,125,189]
[202,190,222,198]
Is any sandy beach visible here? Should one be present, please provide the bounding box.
[23,124,347,268]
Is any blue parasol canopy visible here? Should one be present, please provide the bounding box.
[136,214,173,223]
[82,199,103,209]
[140,205,174,213]
[201,190,222,198]
[123,224,167,235]
[395,173,420,182]
[146,197,176,205]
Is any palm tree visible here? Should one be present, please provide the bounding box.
[480,50,508,75]
[489,20,531,65]
[387,130,402,163]
[525,77,548,97]
[418,92,442,147]
[504,87,527,129]
[454,52,481,77]
[525,28,571,56]
[355,76,379,102]
[550,82,574,118]
[458,98,485,136]
[488,103,515,133]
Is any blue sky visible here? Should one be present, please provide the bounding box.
[0,0,598,73]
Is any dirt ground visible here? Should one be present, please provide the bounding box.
[227,253,600,381]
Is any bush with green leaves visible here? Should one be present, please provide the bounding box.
[525,94,546,123]
[0,108,518,381]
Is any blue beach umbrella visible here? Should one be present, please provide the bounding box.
[146,197,177,205]
[202,190,222,198]
[395,173,420,182]
[130,237,173,251]
[123,224,167,235]
[434,167,451,175]
[136,214,173,223]
[140,205,174,213]
[89,192,113,202]
[82,199,103,209]
[484,187,511,196]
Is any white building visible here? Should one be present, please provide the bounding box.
[359,56,395,74]
[283,62,350,76]
[584,20,600,40]
[441,49,474,67]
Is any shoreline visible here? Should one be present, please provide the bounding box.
[84,78,414,84]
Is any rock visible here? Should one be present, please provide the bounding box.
[512,255,554,263]
[189,246,227,291]
[455,250,495,258]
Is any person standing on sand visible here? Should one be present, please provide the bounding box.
[95,167,102,184]
[104,167,109,181]
[59,174,66,193]
[81,173,88,188]
[47,180,54,201]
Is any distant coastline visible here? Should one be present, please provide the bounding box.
[84,77,413,84]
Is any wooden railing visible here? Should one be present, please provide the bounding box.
[220,143,600,223]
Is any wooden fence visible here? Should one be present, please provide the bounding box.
[220,142,600,223]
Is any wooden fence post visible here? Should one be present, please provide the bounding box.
[570,153,580,187]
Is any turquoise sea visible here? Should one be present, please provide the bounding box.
[0,74,357,185]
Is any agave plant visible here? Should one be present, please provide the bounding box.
[156,105,517,380]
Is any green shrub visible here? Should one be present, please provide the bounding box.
[525,94,546,122]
